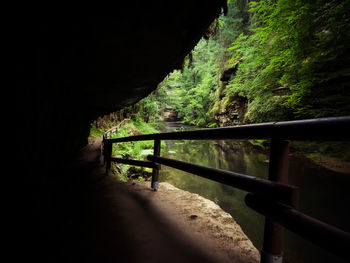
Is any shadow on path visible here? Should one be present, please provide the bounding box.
[59,139,223,263]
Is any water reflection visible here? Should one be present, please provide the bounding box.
[156,122,349,263]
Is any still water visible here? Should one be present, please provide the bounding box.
[156,122,349,263]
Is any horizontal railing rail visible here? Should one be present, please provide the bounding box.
[108,116,350,143]
[245,194,350,260]
[147,155,298,207]
[111,157,159,169]
[103,116,350,262]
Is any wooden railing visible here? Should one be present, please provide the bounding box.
[102,118,130,166]
[103,116,350,262]
[103,118,130,140]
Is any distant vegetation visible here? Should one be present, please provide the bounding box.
[134,0,350,126]
[104,119,166,181]
[108,119,162,160]
[90,0,350,167]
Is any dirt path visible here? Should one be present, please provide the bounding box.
[67,139,259,262]
[130,182,260,263]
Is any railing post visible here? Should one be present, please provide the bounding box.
[105,140,112,175]
[261,138,290,263]
[102,135,106,165]
[151,139,161,190]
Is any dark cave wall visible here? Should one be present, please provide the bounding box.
[15,3,225,261]
[17,4,225,157]
[17,4,225,169]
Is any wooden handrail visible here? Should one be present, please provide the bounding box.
[102,118,130,167]
[245,194,350,260]
[103,116,350,262]
[103,118,130,140]
[147,155,298,207]
[108,116,350,143]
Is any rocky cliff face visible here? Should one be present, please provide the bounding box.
[214,94,248,126]
[214,62,248,127]
[162,107,182,122]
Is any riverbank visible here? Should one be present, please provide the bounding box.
[94,120,349,262]
[129,181,260,263]
[91,120,350,175]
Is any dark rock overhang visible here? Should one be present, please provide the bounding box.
[16,2,226,121]
[15,0,227,197]
[14,4,227,261]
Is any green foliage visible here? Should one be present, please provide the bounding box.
[134,0,350,125]
[130,92,162,123]
[111,163,128,182]
[110,119,165,160]
[129,0,252,127]
[159,38,221,126]
[89,128,106,138]
[224,0,350,122]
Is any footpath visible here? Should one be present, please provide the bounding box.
[64,138,259,263]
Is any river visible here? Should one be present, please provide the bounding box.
[155,122,349,263]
